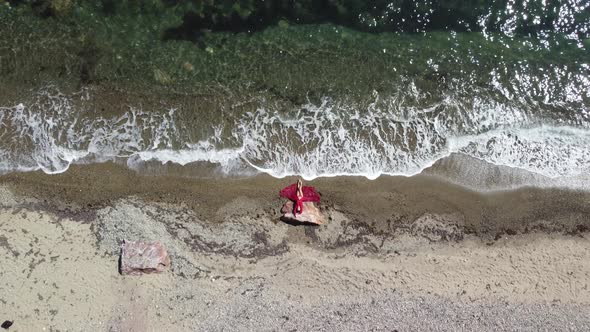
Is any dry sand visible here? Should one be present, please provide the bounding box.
[1,165,590,331]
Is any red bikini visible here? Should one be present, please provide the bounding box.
[280,182,321,215]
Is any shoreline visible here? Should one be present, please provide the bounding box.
[2,161,590,238]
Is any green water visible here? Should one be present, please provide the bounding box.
[0,0,589,180]
[1,1,588,103]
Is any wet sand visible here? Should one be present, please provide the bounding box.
[3,161,590,237]
[1,163,590,331]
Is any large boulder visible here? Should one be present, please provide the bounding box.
[120,240,171,276]
[280,201,325,225]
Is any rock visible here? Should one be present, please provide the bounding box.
[153,68,172,84]
[280,201,325,225]
[182,62,194,72]
[50,0,75,16]
[278,19,289,28]
[1,320,13,330]
[120,240,171,276]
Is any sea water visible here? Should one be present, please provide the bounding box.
[0,1,588,190]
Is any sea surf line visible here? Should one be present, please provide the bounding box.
[1,86,589,189]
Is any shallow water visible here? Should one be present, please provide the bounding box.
[0,1,589,189]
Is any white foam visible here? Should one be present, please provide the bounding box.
[134,144,243,166]
[128,141,245,175]
[232,86,590,185]
[1,84,590,191]
[450,125,590,178]
[0,88,183,174]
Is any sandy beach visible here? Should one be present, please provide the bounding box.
[1,163,590,331]
[1,1,589,330]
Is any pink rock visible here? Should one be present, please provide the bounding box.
[281,201,325,225]
[120,240,171,276]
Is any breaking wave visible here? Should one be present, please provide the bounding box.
[1,84,589,189]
